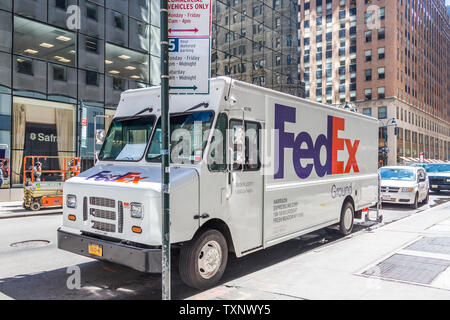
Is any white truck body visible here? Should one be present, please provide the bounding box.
[58,77,379,288]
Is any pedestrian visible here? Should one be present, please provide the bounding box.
[34,162,42,182]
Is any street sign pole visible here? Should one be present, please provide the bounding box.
[160,0,171,301]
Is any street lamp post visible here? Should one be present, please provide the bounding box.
[379,118,398,167]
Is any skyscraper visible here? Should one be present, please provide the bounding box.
[298,0,449,165]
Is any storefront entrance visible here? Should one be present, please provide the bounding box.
[11,97,76,187]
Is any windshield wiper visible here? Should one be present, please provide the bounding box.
[185,102,209,112]
[116,107,154,122]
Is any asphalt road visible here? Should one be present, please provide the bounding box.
[0,192,448,300]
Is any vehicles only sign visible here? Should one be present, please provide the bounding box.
[168,0,212,38]
[169,38,210,94]
[168,0,212,94]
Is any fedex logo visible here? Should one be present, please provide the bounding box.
[86,171,148,184]
[275,104,360,180]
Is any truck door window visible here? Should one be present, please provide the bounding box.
[230,120,261,171]
[98,115,155,161]
[147,111,215,164]
[208,113,228,172]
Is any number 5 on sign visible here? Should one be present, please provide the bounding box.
[169,38,179,53]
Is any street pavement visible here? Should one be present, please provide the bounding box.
[0,201,62,219]
[0,193,449,300]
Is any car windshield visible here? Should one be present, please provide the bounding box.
[98,116,155,161]
[147,111,215,164]
[379,168,416,181]
[423,164,450,173]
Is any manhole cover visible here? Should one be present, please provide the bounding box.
[10,240,50,248]
[406,237,450,255]
[363,254,450,285]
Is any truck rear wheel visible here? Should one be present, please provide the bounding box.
[339,201,354,236]
[179,229,228,290]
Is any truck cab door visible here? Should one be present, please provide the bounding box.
[226,119,264,255]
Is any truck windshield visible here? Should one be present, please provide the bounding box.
[379,168,416,181]
[98,116,155,161]
[147,111,214,164]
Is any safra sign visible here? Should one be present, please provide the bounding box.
[168,0,212,38]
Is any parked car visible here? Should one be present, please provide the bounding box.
[420,164,450,193]
[379,166,429,208]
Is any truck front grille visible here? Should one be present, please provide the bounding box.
[92,221,116,233]
[89,197,115,208]
[90,208,116,221]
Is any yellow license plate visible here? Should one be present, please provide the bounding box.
[88,244,103,257]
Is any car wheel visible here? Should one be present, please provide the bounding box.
[423,191,429,204]
[179,229,228,290]
[411,193,419,209]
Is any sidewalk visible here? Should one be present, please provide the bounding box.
[188,201,450,300]
[0,201,62,219]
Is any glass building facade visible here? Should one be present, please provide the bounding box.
[0,0,302,193]
[211,0,303,97]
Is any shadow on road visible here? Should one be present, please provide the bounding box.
[0,229,350,300]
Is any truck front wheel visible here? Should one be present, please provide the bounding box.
[179,229,228,290]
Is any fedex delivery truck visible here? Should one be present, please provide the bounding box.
[58,77,379,289]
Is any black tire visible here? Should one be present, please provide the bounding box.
[411,193,419,209]
[179,229,228,290]
[423,191,429,204]
[30,201,41,211]
[339,201,354,236]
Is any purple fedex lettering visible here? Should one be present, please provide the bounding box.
[275,104,349,180]
[86,171,134,182]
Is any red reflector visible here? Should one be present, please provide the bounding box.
[68,215,76,221]
[362,208,369,212]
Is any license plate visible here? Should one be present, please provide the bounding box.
[432,185,438,189]
[382,194,391,200]
[88,244,103,257]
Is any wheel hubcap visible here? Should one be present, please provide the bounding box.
[344,207,353,230]
[198,240,222,279]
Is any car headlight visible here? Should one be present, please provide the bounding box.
[400,187,414,192]
[66,195,77,208]
[131,203,144,219]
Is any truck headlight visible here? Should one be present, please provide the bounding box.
[131,203,144,219]
[66,195,77,208]
[400,187,414,192]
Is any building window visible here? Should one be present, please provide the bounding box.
[365,69,372,81]
[378,87,385,99]
[378,106,387,119]
[365,89,372,100]
[365,30,372,42]
[16,58,33,75]
[365,50,372,62]
[378,28,385,40]
[363,108,372,117]
[378,47,385,59]
[378,67,385,79]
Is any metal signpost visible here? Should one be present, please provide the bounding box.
[161,0,211,300]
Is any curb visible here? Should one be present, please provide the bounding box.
[0,210,62,220]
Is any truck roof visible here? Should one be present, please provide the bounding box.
[115,77,378,123]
